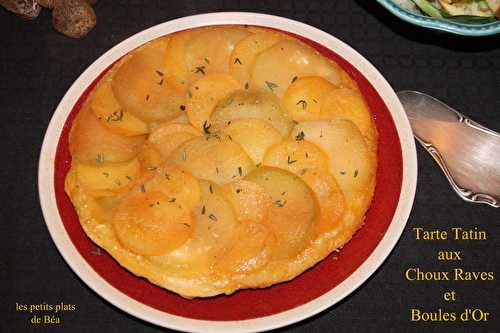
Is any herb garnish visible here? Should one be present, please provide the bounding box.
[165,173,170,180]
[238,166,243,176]
[296,100,307,110]
[107,111,124,122]
[201,205,206,215]
[208,213,218,221]
[155,70,164,77]
[287,156,297,164]
[236,188,241,193]
[147,165,157,171]
[182,223,191,228]
[265,81,278,92]
[96,153,104,163]
[146,94,150,101]
[244,82,249,90]
[125,175,132,180]
[354,169,359,178]
[273,199,287,207]
[340,171,346,175]
[209,184,213,194]
[194,65,206,75]
[295,131,305,141]
[256,162,261,168]
[158,78,164,86]
[179,105,186,111]
[169,198,176,203]
[204,57,210,64]
[203,120,212,134]
[140,184,146,192]
[234,57,242,65]
[291,76,298,83]
[305,152,309,158]
[187,90,193,99]
[216,167,219,174]
[102,172,109,177]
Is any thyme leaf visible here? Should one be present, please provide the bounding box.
[193,65,206,75]
[273,199,287,207]
[265,80,278,91]
[295,131,305,141]
[296,99,307,110]
[203,120,212,134]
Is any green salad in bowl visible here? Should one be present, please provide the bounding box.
[396,0,499,23]
[378,0,500,35]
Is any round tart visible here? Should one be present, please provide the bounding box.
[65,25,378,298]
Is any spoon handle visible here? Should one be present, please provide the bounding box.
[398,90,500,208]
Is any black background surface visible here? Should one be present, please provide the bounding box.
[1,1,499,332]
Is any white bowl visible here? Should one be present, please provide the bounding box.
[38,12,417,333]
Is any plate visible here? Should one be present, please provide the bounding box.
[38,12,417,332]
[377,0,500,36]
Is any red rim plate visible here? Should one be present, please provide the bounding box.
[53,27,403,321]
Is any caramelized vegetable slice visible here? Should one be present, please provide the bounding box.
[137,142,163,175]
[148,123,201,159]
[112,37,184,122]
[185,26,250,80]
[170,134,255,185]
[229,31,285,85]
[300,170,345,234]
[222,118,282,164]
[245,167,316,259]
[263,140,344,233]
[91,80,149,136]
[262,140,329,174]
[112,190,193,256]
[250,39,341,98]
[282,76,337,122]
[163,28,203,91]
[210,90,293,137]
[320,87,378,151]
[148,181,239,274]
[75,158,140,197]
[291,119,375,199]
[214,221,275,275]
[134,163,201,210]
[221,179,272,223]
[185,73,241,131]
[69,106,145,164]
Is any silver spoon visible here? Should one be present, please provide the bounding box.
[397,90,500,208]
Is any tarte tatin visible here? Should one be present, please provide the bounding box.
[65,25,378,298]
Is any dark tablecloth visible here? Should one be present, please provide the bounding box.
[1,1,499,332]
